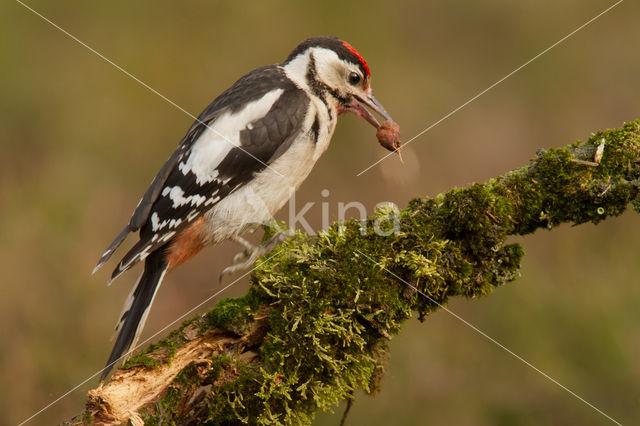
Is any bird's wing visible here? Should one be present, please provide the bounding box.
[96,65,310,282]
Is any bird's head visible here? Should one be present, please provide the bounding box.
[283,36,392,129]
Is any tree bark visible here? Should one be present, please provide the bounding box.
[71,120,640,425]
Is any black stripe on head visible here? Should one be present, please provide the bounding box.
[284,36,370,79]
[310,115,320,143]
[305,53,349,110]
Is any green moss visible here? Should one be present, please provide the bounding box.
[122,353,161,370]
[203,294,258,335]
[80,410,94,425]
[140,356,239,425]
[120,121,640,425]
[122,317,198,370]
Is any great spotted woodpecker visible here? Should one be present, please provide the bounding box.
[94,36,394,380]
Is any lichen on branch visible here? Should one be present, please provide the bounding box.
[78,120,640,425]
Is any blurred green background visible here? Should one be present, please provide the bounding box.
[2,0,639,424]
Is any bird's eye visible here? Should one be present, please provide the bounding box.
[348,72,361,85]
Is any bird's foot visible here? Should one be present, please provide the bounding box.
[219,231,290,282]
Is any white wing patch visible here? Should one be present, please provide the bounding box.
[151,212,170,232]
[159,231,176,243]
[186,210,200,222]
[162,186,207,208]
[204,195,221,207]
[114,89,288,279]
[178,89,284,184]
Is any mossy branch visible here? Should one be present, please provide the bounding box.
[76,120,640,425]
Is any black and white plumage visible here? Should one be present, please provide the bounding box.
[94,36,394,381]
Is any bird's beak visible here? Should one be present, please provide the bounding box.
[350,91,403,162]
[351,93,393,128]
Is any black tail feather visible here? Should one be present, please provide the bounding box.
[107,238,156,286]
[100,250,168,382]
[93,225,132,274]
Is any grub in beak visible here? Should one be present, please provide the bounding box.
[376,120,403,163]
[342,93,403,162]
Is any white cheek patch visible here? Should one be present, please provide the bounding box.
[310,48,345,90]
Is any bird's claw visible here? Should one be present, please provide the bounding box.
[219,249,262,282]
[232,249,250,264]
[219,231,291,283]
